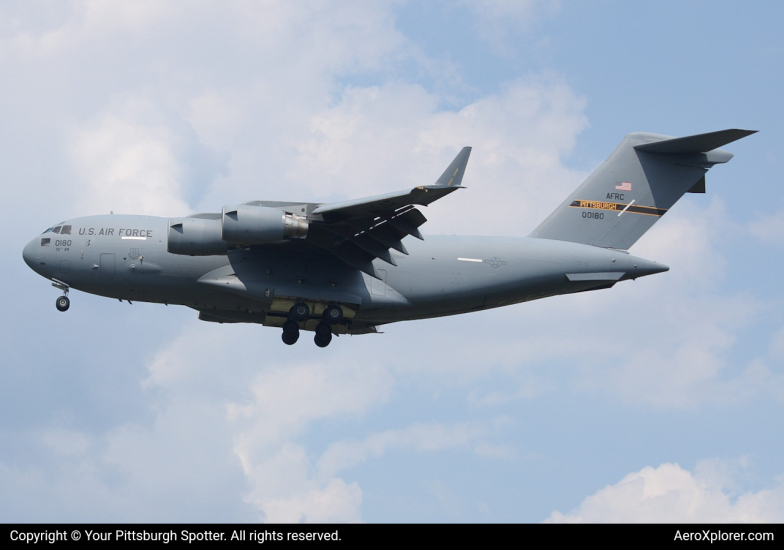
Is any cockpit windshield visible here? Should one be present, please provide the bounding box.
[41,224,70,235]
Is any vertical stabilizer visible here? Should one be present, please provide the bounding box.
[529,129,756,250]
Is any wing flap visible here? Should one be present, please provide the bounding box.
[348,233,397,266]
[361,221,409,255]
[386,208,426,240]
[306,224,380,278]
[306,148,469,272]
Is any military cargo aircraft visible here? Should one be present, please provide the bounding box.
[23,129,755,347]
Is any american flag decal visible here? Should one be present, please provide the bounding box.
[615,181,632,191]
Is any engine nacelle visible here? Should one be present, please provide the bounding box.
[167,217,228,256]
[221,205,308,244]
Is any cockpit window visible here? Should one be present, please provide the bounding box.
[41,238,50,246]
[42,227,53,234]
[60,225,71,235]
[53,226,62,234]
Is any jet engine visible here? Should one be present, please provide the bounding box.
[167,217,228,256]
[221,205,308,244]
[167,206,309,256]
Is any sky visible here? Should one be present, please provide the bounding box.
[2,0,784,522]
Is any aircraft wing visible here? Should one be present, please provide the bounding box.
[306,147,471,278]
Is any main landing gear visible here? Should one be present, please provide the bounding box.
[322,304,343,324]
[314,321,332,348]
[281,319,300,345]
[280,302,343,347]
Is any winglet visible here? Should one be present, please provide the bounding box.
[434,146,472,187]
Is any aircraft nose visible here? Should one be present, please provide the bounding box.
[22,238,38,270]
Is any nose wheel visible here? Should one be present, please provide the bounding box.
[55,295,70,312]
[52,279,70,312]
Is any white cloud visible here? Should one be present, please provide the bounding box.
[42,429,91,456]
[260,476,363,523]
[289,74,588,236]
[769,325,784,361]
[229,362,394,522]
[460,0,561,53]
[748,209,784,246]
[547,461,784,523]
[317,422,486,479]
[238,442,363,523]
[146,323,394,522]
[68,108,192,217]
[0,321,394,522]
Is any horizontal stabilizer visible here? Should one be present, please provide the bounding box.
[634,129,757,154]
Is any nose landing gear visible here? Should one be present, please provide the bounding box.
[52,279,70,312]
[56,295,70,312]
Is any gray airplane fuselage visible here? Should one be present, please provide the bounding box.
[23,129,754,345]
[22,213,667,329]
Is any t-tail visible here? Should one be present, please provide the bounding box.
[529,129,757,250]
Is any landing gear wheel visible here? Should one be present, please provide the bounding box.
[289,302,310,322]
[282,319,300,345]
[314,332,332,348]
[282,320,300,345]
[322,304,343,325]
[282,331,299,345]
[314,321,333,348]
[56,295,70,312]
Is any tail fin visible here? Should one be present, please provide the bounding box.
[529,129,756,250]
